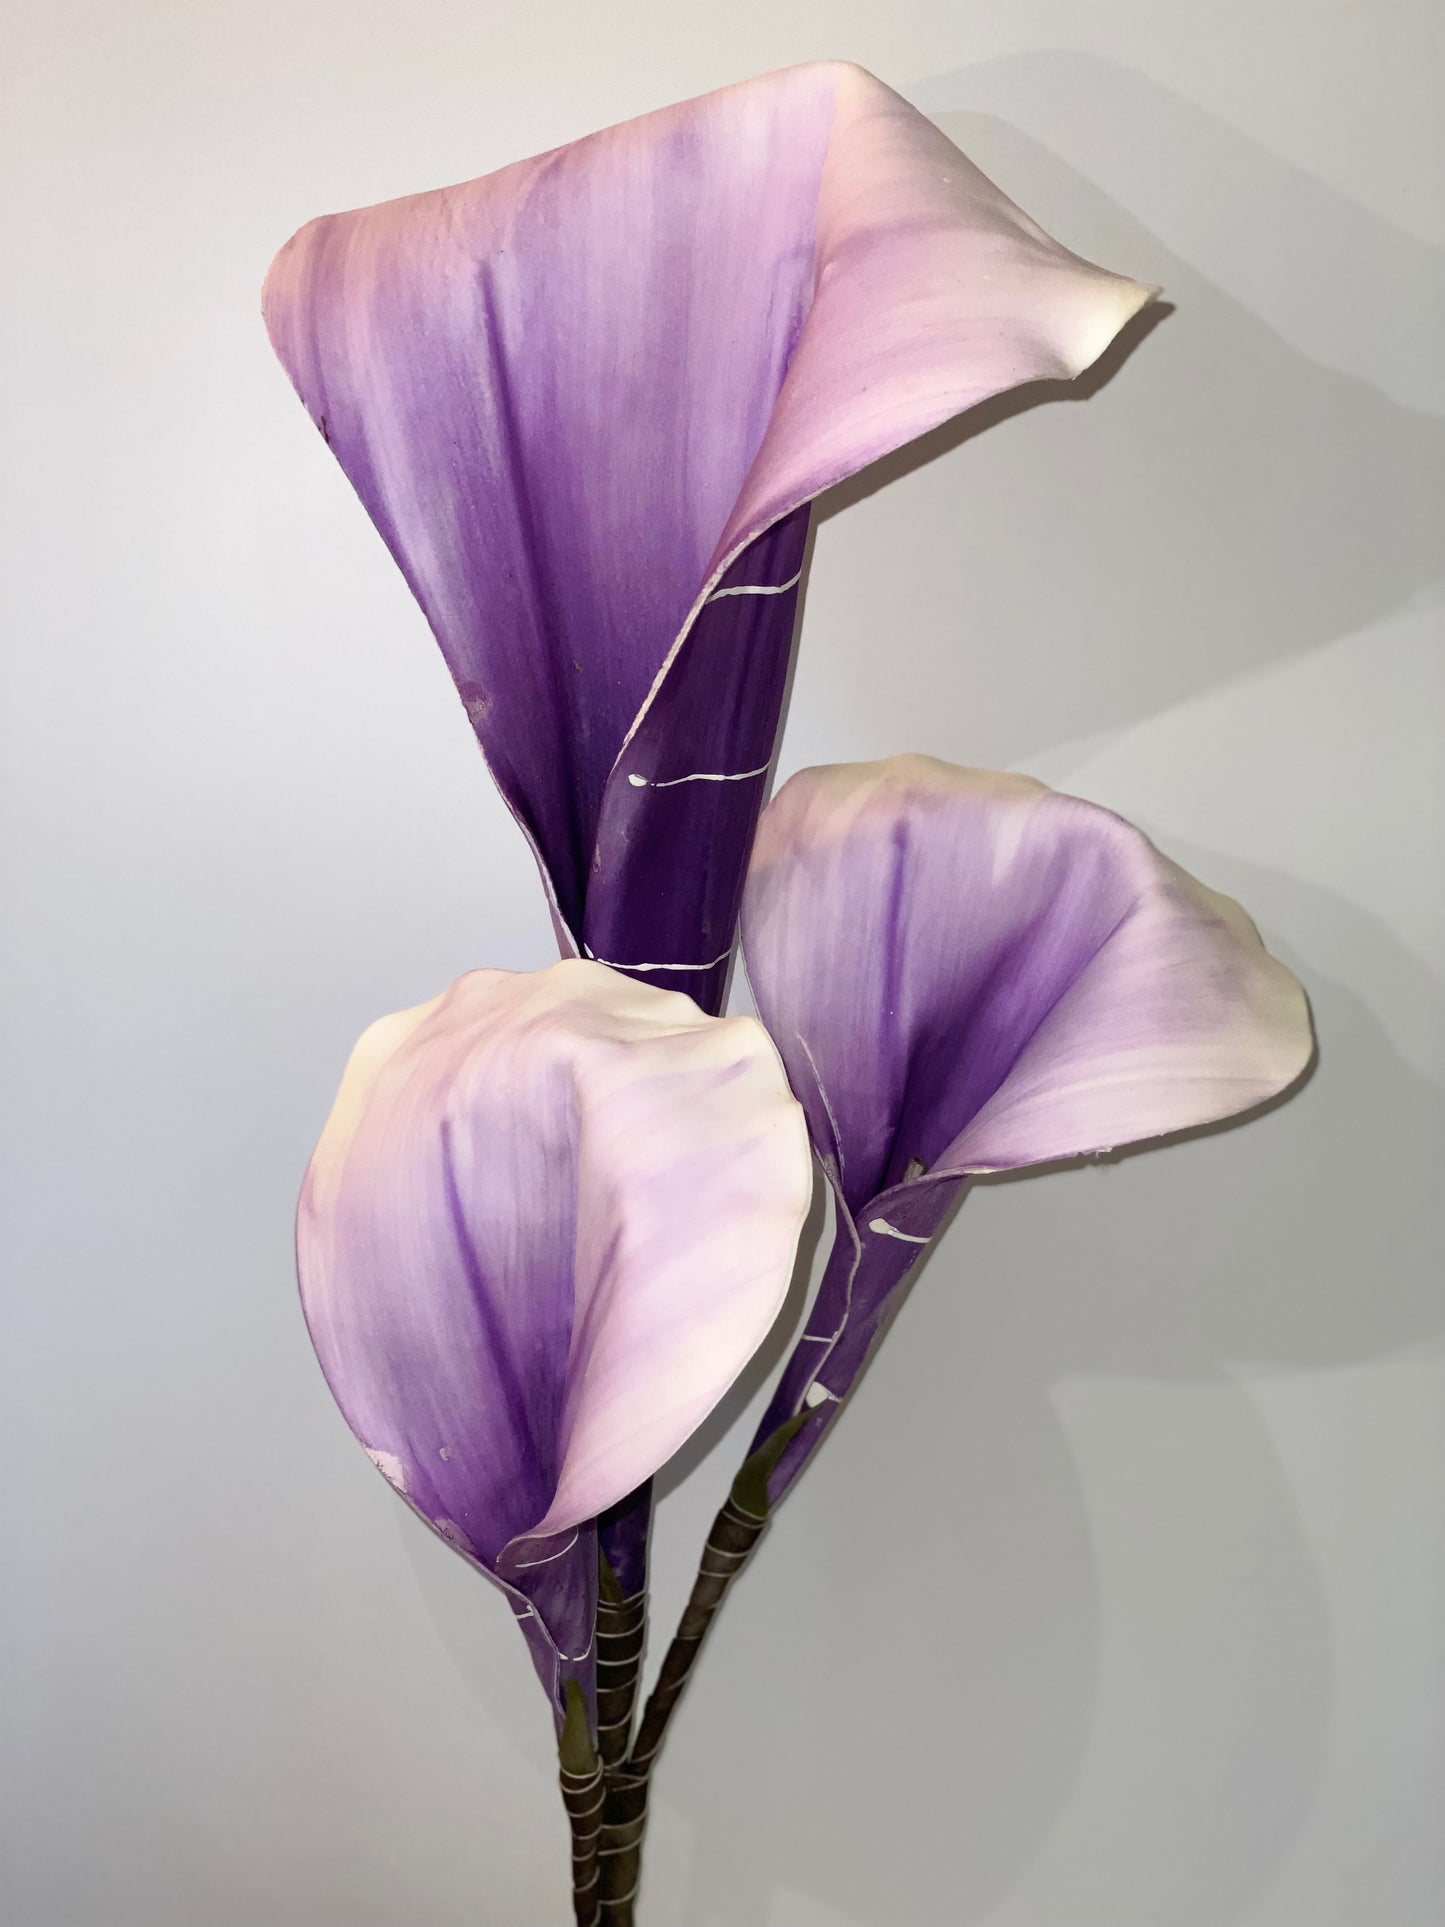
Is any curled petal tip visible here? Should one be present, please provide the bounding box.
[743,755,1313,1203]
[264,70,1156,1010]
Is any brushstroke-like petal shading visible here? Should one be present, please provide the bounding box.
[263,61,1157,1015]
[741,756,1313,1494]
[297,960,811,1712]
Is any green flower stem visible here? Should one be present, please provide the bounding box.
[595,1414,808,1925]
[558,1679,604,1927]
[595,1554,646,1770]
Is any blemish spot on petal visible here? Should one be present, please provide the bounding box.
[365,1447,407,1492]
[438,1445,451,1461]
[433,1517,476,1554]
[627,772,647,786]
[804,1381,837,1408]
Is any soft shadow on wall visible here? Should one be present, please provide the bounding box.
[401,53,1444,1927]
[660,910,1439,1924]
[664,55,1445,1927]
[796,58,1445,778]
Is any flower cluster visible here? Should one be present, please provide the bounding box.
[267,60,1311,1926]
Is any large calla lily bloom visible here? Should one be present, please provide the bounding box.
[262,60,1156,1016]
[741,757,1313,1497]
[296,960,811,1716]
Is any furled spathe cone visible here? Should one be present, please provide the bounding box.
[297,959,812,1719]
[263,63,1157,1016]
[741,756,1313,1496]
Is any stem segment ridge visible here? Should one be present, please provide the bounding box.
[595,1414,808,1925]
[558,1679,604,1927]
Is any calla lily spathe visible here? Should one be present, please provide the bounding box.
[265,61,1157,1598]
[262,61,1156,1017]
[297,959,812,1713]
[741,756,1313,1497]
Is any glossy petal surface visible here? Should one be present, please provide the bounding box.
[297,960,811,1701]
[263,62,1155,1009]
[742,756,1312,1494]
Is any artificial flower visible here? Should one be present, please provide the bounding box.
[263,62,1155,1015]
[297,959,811,1713]
[741,756,1313,1494]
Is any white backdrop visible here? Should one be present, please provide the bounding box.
[4,5,1442,1924]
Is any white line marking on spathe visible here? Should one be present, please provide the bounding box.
[704,566,803,604]
[627,761,770,789]
[508,1530,581,1570]
[867,1217,931,1244]
[583,944,732,974]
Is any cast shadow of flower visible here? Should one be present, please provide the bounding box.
[396,53,1444,1927]
[664,850,1440,1927]
[795,79,1444,777]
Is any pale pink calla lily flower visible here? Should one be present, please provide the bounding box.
[741,757,1313,1497]
[264,58,1158,1595]
[297,960,812,1716]
[263,60,1157,1015]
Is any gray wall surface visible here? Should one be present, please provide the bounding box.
[4,4,1442,1924]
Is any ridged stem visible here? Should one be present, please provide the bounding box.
[595,1554,646,1769]
[595,1414,807,1925]
[558,1679,603,1927]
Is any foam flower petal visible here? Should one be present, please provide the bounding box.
[297,959,811,1711]
[741,755,1312,1493]
[263,62,1156,1012]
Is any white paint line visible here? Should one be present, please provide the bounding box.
[796,1032,847,1190]
[867,1217,931,1244]
[704,566,803,604]
[509,1529,580,1570]
[725,1495,767,1525]
[583,943,732,974]
[626,760,770,789]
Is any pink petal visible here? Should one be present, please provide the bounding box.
[298,959,811,1682]
[263,63,1157,1009]
[741,756,1313,1502]
[742,755,1312,1190]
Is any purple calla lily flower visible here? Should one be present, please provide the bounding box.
[265,60,1156,1606]
[262,60,1156,1018]
[741,756,1313,1497]
[296,959,811,1719]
